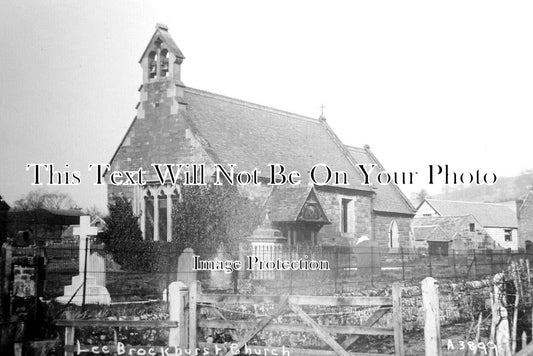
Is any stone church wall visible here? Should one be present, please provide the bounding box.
[108,82,213,201]
[315,190,372,246]
[373,214,412,250]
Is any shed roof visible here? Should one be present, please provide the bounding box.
[423,199,518,228]
[413,225,450,242]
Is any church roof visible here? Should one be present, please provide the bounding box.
[182,88,372,192]
[423,199,518,228]
[346,146,415,215]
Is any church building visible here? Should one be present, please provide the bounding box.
[107,24,415,251]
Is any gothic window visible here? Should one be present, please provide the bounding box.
[140,185,180,241]
[339,197,356,235]
[341,199,350,233]
[144,190,154,241]
[389,220,399,249]
[158,191,167,241]
[148,51,157,79]
[160,49,169,78]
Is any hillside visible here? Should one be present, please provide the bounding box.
[432,172,533,203]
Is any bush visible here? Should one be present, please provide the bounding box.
[102,197,170,272]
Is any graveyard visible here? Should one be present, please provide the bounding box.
[0,193,530,356]
[2,208,533,356]
[2,4,533,355]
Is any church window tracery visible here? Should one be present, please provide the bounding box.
[138,185,180,241]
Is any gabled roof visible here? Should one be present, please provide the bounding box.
[423,199,518,228]
[9,208,82,226]
[413,215,480,239]
[265,186,329,223]
[182,88,372,192]
[346,146,415,215]
[62,216,106,238]
[519,191,533,214]
[139,24,184,63]
[412,225,450,242]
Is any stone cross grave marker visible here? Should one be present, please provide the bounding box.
[75,216,98,275]
[56,216,111,305]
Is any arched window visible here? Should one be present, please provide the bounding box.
[389,220,399,249]
[148,51,157,79]
[144,190,154,241]
[158,190,167,241]
[160,49,169,78]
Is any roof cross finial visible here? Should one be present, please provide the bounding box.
[319,104,326,121]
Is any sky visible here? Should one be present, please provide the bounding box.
[1,1,532,213]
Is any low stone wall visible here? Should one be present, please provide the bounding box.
[341,279,491,332]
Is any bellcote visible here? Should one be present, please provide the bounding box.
[139,23,185,86]
[136,24,187,120]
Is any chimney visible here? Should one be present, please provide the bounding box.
[516,199,524,220]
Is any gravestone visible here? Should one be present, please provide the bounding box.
[88,252,106,287]
[208,247,232,289]
[164,248,197,300]
[355,236,382,276]
[12,265,35,297]
[177,247,197,286]
[56,216,111,305]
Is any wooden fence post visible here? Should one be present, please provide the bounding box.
[491,273,512,356]
[421,277,441,356]
[400,247,405,282]
[392,282,404,356]
[64,311,74,356]
[168,281,188,348]
[189,280,200,351]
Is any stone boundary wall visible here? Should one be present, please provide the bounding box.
[341,279,491,332]
[233,278,492,332]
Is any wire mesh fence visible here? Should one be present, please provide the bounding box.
[35,241,532,301]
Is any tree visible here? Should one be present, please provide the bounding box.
[102,186,262,272]
[415,189,430,203]
[13,189,78,211]
[101,197,146,270]
[410,189,431,206]
[172,184,263,256]
[84,205,105,219]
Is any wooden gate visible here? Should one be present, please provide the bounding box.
[189,282,404,356]
[54,282,404,356]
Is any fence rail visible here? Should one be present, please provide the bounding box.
[11,242,532,300]
[190,281,404,356]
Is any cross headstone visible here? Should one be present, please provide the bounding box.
[56,216,111,305]
[74,216,98,275]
